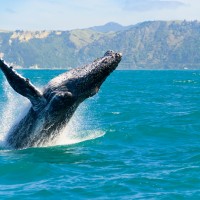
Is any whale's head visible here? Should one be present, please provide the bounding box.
[45,51,122,107]
[68,50,122,100]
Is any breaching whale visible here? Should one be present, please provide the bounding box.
[0,51,122,149]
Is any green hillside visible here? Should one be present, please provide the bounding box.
[1,21,200,69]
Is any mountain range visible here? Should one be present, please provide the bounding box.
[1,20,200,70]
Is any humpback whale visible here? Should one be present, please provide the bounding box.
[0,51,122,149]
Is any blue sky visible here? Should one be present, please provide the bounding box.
[0,0,199,30]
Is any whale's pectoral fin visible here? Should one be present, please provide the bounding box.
[0,59,47,112]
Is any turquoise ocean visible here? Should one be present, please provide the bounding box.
[1,70,200,199]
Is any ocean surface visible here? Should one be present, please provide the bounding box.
[1,70,200,199]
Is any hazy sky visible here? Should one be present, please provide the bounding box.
[0,0,200,30]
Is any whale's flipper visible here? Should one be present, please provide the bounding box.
[0,59,46,112]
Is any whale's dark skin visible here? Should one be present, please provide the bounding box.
[0,51,122,149]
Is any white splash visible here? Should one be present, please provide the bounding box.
[0,79,29,147]
[0,78,105,149]
[45,103,105,147]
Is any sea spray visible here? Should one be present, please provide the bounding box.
[45,101,105,147]
[0,79,30,146]
[0,78,105,148]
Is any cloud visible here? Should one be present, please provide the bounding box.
[118,0,186,12]
[0,0,198,30]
